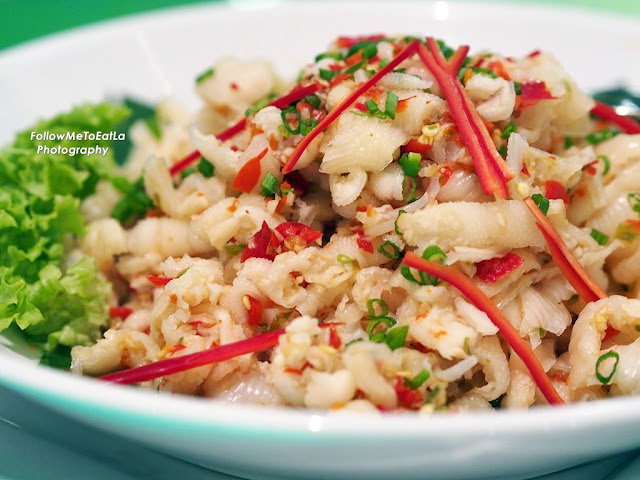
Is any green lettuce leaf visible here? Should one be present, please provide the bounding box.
[0,102,130,365]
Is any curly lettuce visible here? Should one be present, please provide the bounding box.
[0,102,130,367]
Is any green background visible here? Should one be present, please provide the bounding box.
[1,0,640,52]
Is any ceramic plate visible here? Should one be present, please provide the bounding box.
[2,2,640,479]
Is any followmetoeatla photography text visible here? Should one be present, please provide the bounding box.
[30,130,125,157]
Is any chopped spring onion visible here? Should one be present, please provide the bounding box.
[628,192,640,215]
[401,245,446,286]
[197,158,215,178]
[394,210,406,235]
[281,107,301,135]
[315,51,343,62]
[513,81,522,95]
[586,128,619,145]
[378,241,401,260]
[564,136,574,149]
[590,228,609,246]
[366,298,389,318]
[337,254,358,267]
[225,244,245,255]
[405,369,431,389]
[319,69,339,82]
[398,152,422,177]
[303,94,322,109]
[195,67,214,84]
[299,118,319,136]
[595,351,620,384]
[402,176,417,203]
[531,193,550,216]
[597,154,611,176]
[385,325,408,350]
[385,90,399,120]
[497,144,508,159]
[366,316,396,339]
[260,172,279,197]
[501,121,517,139]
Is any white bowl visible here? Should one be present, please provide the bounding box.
[2,2,640,479]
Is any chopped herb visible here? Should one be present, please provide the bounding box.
[595,351,620,384]
[366,316,396,338]
[281,107,301,135]
[394,209,406,235]
[586,128,619,145]
[405,369,431,389]
[344,60,367,74]
[385,91,399,120]
[567,294,579,305]
[197,158,215,178]
[260,172,279,197]
[379,58,390,68]
[378,241,401,260]
[180,167,196,179]
[345,338,365,348]
[319,69,339,82]
[436,39,455,59]
[337,254,358,267]
[299,118,319,136]
[195,67,214,84]
[398,152,422,177]
[347,41,378,60]
[531,193,550,216]
[469,66,498,78]
[497,144,508,159]
[513,81,522,95]
[385,325,408,350]
[628,193,640,215]
[315,51,343,62]
[402,176,417,203]
[597,155,611,176]
[244,93,277,117]
[564,136,574,149]
[366,298,389,318]
[400,245,446,286]
[303,94,322,109]
[426,386,441,404]
[501,122,517,139]
[590,228,609,246]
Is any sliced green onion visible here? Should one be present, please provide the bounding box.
[303,94,322,109]
[394,210,406,235]
[595,351,620,384]
[379,58,390,68]
[280,107,301,135]
[586,128,618,145]
[378,241,401,260]
[597,155,611,176]
[501,121,517,139]
[398,152,422,177]
[344,60,367,74]
[195,67,214,84]
[225,244,246,255]
[319,69,339,82]
[315,51,343,62]
[469,66,497,78]
[590,228,609,246]
[347,41,378,59]
[197,158,215,178]
[260,172,279,197]
[245,93,277,117]
[385,91,399,120]
[366,316,396,338]
[337,254,358,267]
[402,176,417,203]
[299,118,319,136]
[366,298,389,318]
[497,144,508,159]
[405,369,431,389]
[422,245,446,264]
[531,193,550,216]
[564,136,574,149]
[513,81,522,95]
[628,192,640,215]
[426,385,441,404]
[385,325,408,350]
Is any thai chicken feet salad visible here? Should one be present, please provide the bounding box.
[3,34,640,412]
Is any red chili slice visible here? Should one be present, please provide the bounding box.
[544,180,570,206]
[109,306,133,319]
[394,377,423,410]
[476,252,524,283]
[241,221,279,263]
[355,230,374,253]
[231,147,268,193]
[245,295,264,326]
[147,275,173,286]
[275,222,323,245]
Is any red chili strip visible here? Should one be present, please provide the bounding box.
[147,275,173,286]
[282,40,421,174]
[169,150,202,176]
[417,39,513,199]
[231,147,268,193]
[109,306,133,319]
[402,252,564,405]
[523,197,607,304]
[101,328,285,384]
[591,101,640,135]
[217,83,321,142]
